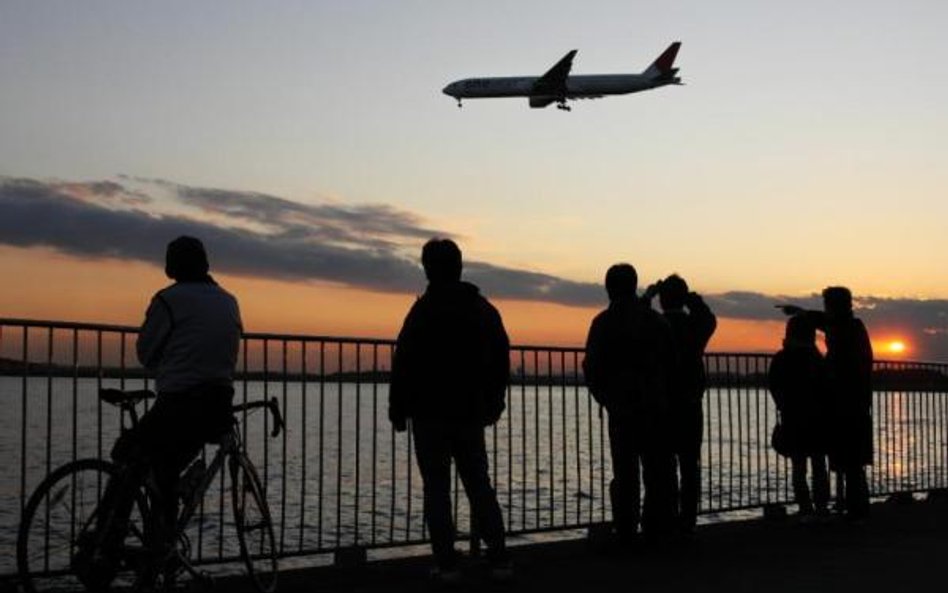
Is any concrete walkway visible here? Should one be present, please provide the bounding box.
[223,496,948,593]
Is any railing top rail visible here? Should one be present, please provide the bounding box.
[3,317,948,368]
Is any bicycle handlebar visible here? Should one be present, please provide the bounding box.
[232,398,284,438]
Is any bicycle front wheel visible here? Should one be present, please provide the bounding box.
[16,458,151,593]
[230,453,278,593]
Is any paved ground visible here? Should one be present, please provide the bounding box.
[221,496,948,593]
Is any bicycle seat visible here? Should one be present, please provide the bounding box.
[99,388,156,407]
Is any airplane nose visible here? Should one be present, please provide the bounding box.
[442,83,456,97]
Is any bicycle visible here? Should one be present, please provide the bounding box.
[17,388,284,593]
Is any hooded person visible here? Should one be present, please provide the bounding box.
[389,238,511,581]
[769,314,831,515]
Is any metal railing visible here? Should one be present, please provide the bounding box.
[2,318,947,576]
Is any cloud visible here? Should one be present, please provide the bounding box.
[2,175,948,359]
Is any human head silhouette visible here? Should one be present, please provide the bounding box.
[822,286,853,321]
[165,236,209,282]
[658,274,688,311]
[784,314,816,348]
[605,263,638,302]
[421,238,462,284]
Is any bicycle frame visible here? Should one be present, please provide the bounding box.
[176,430,240,532]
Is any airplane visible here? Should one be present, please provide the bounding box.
[442,42,682,111]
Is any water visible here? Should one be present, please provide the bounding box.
[2,377,947,575]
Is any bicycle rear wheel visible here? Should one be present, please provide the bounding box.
[230,453,278,593]
[17,458,152,593]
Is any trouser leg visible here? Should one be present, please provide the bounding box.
[677,405,703,531]
[452,425,506,555]
[845,465,870,518]
[642,446,675,537]
[412,420,457,565]
[834,471,846,512]
[608,414,641,536]
[791,456,813,513]
[811,455,830,511]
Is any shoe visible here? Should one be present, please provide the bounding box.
[486,549,514,582]
[72,538,117,591]
[429,552,462,586]
[429,565,462,585]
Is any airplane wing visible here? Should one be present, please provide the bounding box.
[532,50,577,96]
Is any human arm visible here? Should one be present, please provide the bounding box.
[136,294,173,369]
[686,291,717,350]
[481,300,511,426]
[388,304,420,432]
[767,353,787,411]
[582,314,609,408]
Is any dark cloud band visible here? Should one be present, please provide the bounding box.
[2,176,946,359]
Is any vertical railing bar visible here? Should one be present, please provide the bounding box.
[560,351,567,528]
[506,379,513,530]
[874,370,882,496]
[737,355,745,507]
[263,339,271,504]
[355,343,362,546]
[887,383,893,495]
[899,382,909,492]
[96,332,103,463]
[71,329,79,464]
[755,355,762,506]
[702,357,710,513]
[45,328,54,479]
[389,344,397,544]
[599,399,605,523]
[547,353,554,526]
[405,419,413,541]
[280,339,289,554]
[336,343,344,547]
[299,340,308,551]
[371,343,378,546]
[573,351,582,524]
[20,327,28,515]
[586,355,594,523]
[318,341,326,549]
[716,356,724,510]
[533,350,540,529]
[42,327,53,572]
[196,446,207,561]
[217,447,225,560]
[520,350,526,531]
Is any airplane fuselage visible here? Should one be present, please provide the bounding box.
[442,42,682,110]
[444,74,677,100]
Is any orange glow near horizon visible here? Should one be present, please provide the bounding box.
[0,245,872,357]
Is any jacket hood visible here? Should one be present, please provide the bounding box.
[423,280,481,301]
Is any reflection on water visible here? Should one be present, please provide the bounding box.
[1,377,946,574]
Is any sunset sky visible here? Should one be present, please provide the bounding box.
[2,1,947,359]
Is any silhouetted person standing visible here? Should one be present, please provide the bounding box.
[651,275,716,534]
[389,239,511,581]
[781,287,873,519]
[583,264,676,542]
[769,314,830,516]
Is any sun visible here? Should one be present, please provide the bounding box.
[887,340,907,355]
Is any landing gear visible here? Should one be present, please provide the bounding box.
[457,99,463,108]
[556,101,571,112]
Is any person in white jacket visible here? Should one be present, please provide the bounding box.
[78,236,242,590]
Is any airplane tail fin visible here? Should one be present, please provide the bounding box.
[643,42,681,80]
